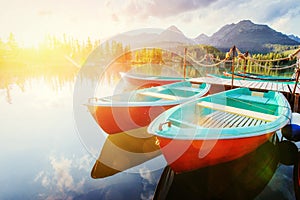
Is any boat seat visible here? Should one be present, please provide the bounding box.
[139,91,182,100]
[228,94,270,104]
[173,86,200,92]
[197,101,278,122]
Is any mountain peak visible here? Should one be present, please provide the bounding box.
[237,20,254,25]
[194,33,209,44]
[166,25,183,34]
[158,25,193,44]
[208,20,299,53]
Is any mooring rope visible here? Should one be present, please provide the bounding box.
[187,53,229,67]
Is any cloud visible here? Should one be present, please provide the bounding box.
[139,167,157,200]
[34,155,91,198]
[106,0,218,19]
[139,167,155,184]
[251,0,300,22]
[76,154,93,171]
[50,156,74,192]
[270,7,300,35]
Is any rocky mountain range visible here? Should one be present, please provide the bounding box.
[112,20,299,53]
[195,20,299,52]
[288,34,300,43]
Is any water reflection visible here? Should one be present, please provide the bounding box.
[155,139,280,200]
[0,65,79,103]
[0,65,164,199]
[91,127,162,178]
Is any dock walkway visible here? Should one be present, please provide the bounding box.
[189,76,300,94]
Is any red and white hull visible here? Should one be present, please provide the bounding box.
[88,104,175,134]
[156,132,274,173]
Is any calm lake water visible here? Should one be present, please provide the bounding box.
[0,63,297,199]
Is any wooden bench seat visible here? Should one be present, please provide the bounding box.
[173,86,200,92]
[139,91,182,100]
[197,101,278,122]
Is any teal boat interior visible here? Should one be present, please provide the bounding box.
[89,81,209,105]
[149,88,291,139]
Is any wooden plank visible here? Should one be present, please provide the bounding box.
[273,82,279,91]
[268,82,275,91]
[239,80,247,87]
[248,81,257,88]
[289,83,300,94]
[174,86,200,92]
[220,113,238,128]
[197,101,278,122]
[265,82,273,91]
[289,84,295,94]
[203,112,228,127]
[244,117,254,127]
[230,116,247,127]
[256,120,263,125]
[249,119,258,126]
[214,113,236,128]
[277,83,284,92]
[221,79,231,86]
[200,111,225,127]
[243,81,253,88]
[261,82,268,90]
[252,81,261,89]
[255,82,264,90]
[263,82,269,90]
[139,91,181,100]
[238,116,250,127]
[191,76,300,94]
[284,84,292,93]
[198,111,220,125]
[233,80,243,87]
[224,115,242,128]
[260,81,266,89]
[279,84,287,93]
[251,81,259,88]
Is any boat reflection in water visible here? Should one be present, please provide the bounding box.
[154,137,280,200]
[91,127,162,178]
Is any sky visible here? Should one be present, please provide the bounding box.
[0,0,300,47]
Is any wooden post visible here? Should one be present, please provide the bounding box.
[231,46,236,89]
[294,94,299,112]
[183,47,187,80]
[292,58,300,96]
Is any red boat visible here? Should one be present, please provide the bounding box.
[148,88,291,173]
[87,81,210,134]
[120,72,184,88]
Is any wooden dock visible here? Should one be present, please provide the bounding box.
[190,76,300,94]
[189,76,300,112]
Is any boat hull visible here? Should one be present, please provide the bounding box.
[154,139,279,199]
[156,132,274,173]
[89,104,174,134]
[121,72,183,88]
